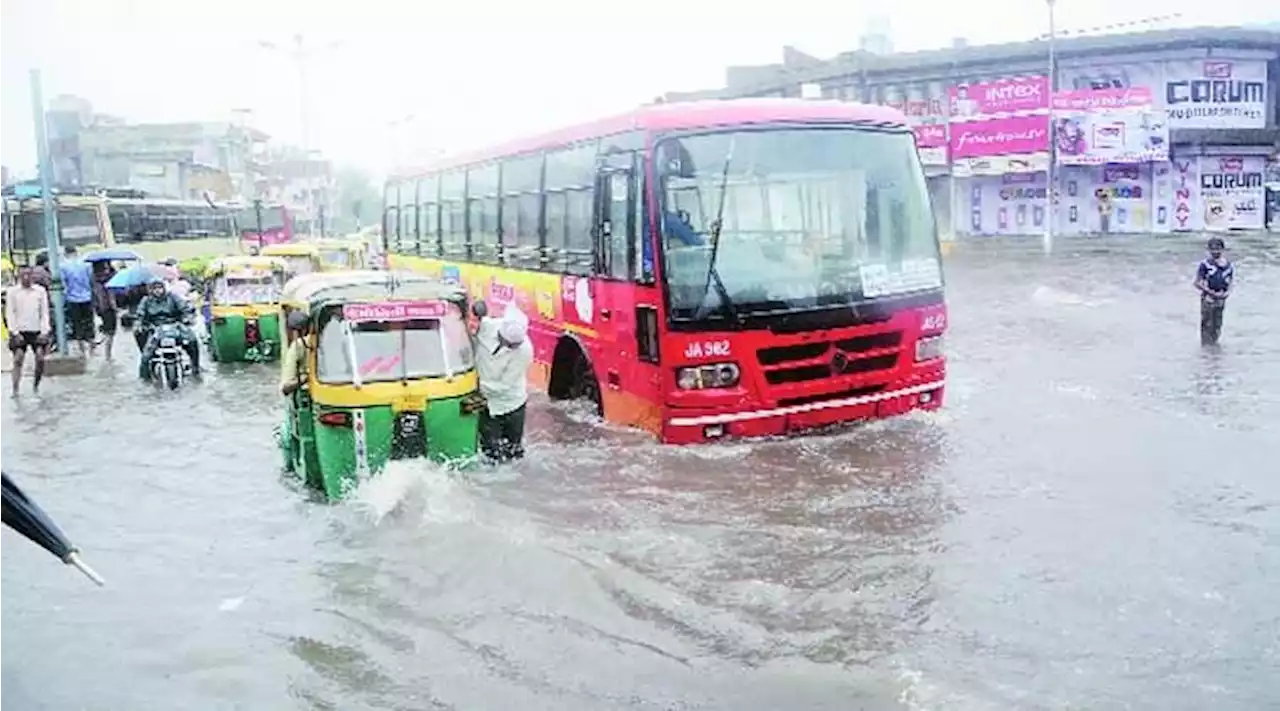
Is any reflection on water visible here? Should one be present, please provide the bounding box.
[4,239,1280,710]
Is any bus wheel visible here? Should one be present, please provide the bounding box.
[549,338,602,417]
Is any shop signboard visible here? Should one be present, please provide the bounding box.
[1199,155,1266,231]
[1052,88,1169,165]
[1058,58,1268,129]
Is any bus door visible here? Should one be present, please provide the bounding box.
[592,150,663,431]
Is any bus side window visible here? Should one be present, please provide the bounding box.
[636,305,660,363]
[594,169,632,281]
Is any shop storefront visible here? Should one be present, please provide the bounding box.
[948,76,1051,236]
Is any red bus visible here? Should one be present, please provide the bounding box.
[236,203,295,250]
[384,99,946,443]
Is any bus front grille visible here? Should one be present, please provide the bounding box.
[756,331,903,386]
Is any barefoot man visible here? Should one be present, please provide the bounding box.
[6,267,51,395]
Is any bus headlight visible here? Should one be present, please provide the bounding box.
[915,336,945,363]
[676,362,741,390]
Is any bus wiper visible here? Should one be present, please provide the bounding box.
[693,138,740,325]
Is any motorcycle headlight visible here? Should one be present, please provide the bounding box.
[676,362,741,390]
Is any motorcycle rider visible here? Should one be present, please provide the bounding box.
[135,276,200,379]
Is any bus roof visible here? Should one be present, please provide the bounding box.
[105,197,229,209]
[390,99,907,181]
[4,195,106,210]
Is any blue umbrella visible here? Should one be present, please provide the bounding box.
[83,248,142,263]
[105,263,165,290]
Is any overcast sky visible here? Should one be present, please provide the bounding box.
[1,0,1271,180]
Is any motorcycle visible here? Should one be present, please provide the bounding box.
[148,321,194,390]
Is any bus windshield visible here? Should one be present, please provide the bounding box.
[659,127,941,320]
[315,306,474,384]
[236,207,286,232]
[7,207,105,252]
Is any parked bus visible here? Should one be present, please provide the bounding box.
[108,197,239,260]
[235,203,296,251]
[384,99,946,443]
[3,193,112,265]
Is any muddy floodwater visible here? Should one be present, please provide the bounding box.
[4,238,1278,710]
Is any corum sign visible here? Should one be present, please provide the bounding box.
[1163,60,1267,129]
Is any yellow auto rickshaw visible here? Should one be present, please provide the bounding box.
[202,256,288,362]
[260,243,323,281]
[311,239,368,271]
[278,270,481,499]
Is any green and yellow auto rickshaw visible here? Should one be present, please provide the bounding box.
[202,256,287,362]
[279,271,481,500]
[311,239,368,271]
[260,242,323,281]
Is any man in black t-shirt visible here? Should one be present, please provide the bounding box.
[1194,237,1235,346]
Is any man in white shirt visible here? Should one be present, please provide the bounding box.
[473,302,534,462]
[6,267,52,395]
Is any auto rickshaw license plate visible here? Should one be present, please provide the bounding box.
[399,412,422,433]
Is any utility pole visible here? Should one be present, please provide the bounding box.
[258,35,341,239]
[1044,0,1058,256]
[30,69,69,355]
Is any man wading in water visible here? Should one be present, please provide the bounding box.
[1194,237,1235,346]
[6,267,51,395]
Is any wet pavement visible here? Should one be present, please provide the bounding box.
[4,237,1278,710]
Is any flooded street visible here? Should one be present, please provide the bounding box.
[4,238,1278,711]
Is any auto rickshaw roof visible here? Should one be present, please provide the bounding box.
[260,243,321,257]
[204,255,288,276]
[283,270,463,310]
[309,239,364,252]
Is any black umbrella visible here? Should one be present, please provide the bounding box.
[2,472,105,586]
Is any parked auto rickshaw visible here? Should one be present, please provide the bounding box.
[260,243,323,281]
[279,270,481,499]
[311,239,368,271]
[202,256,287,362]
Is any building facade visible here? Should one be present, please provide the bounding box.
[670,27,1280,235]
[46,95,268,202]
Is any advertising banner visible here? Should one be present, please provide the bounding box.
[1052,87,1168,165]
[913,123,946,149]
[1199,156,1266,231]
[953,153,1049,177]
[1170,158,1201,232]
[1052,165,1152,235]
[949,76,1049,117]
[948,75,1049,167]
[891,85,949,167]
[951,114,1050,160]
[959,172,1049,236]
[1058,59,1268,129]
[1054,110,1169,165]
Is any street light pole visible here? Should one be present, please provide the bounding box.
[259,35,341,240]
[30,69,69,355]
[1044,0,1058,256]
